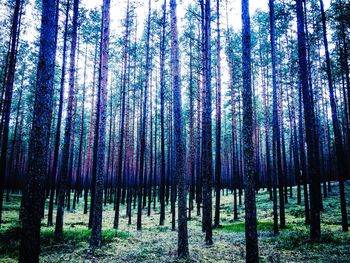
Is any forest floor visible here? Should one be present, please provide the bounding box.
[1,182,350,262]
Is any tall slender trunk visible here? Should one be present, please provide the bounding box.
[137,0,151,231]
[147,70,153,217]
[159,0,167,226]
[90,0,110,248]
[19,0,59,261]
[296,0,321,240]
[66,96,78,211]
[195,58,202,217]
[54,0,79,240]
[242,0,259,261]
[6,76,23,201]
[0,0,21,225]
[214,0,222,228]
[188,35,195,220]
[47,0,70,226]
[73,44,87,209]
[114,0,130,229]
[169,0,189,258]
[320,0,348,232]
[85,41,98,216]
[201,0,213,245]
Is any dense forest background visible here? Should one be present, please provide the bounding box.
[0,0,350,262]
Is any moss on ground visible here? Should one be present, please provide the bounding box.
[0,223,129,261]
[0,182,349,262]
[216,221,295,232]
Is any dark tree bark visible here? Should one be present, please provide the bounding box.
[298,81,310,225]
[169,0,189,258]
[230,68,238,221]
[214,0,222,229]
[201,0,213,245]
[296,0,321,240]
[242,0,259,261]
[104,81,113,207]
[55,0,80,240]
[66,96,78,211]
[196,64,202,217]
[90,0,110,248]
[188,35,195,220]
[147,70,153,217]
[19,0,59,261]
[47,0,70,226]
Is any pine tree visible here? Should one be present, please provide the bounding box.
[296,0,321,240]
[19,0,59,261]
[55,0,80,240]
[0,0,21,226]
[90,0,111,248]
[201,0,213,245]
[242,0,259,261]
[169,0,189,257]
[319,0,348,232]
[214,0,222,229]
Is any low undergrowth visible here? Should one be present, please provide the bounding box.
[0,223,130,261]
[216,221,295,233]
[0,183,349,262]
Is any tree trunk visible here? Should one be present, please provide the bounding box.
[54,0,79,240]
[73,44,87,210]
[137,0,151,231]
[201,0,213,245]
[90,0,110,248]
[170,0,189,258]
[296,0,321,240]
[114,0,130,229]
[242,0,259,261]
[159,0,167,226]
[47,0,70,226]
[214,0,222,229]
[319,0,348,232]
[19,0,59,261]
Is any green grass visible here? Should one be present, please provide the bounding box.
[0,224,22,259]
[1,183,350,262]
[0,224,130,260]
[216,221,294,232]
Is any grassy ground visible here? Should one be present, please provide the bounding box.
[1,182,350,262]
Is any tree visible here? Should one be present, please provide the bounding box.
[296,0,322,240]
[0,0,21,226]
[90,0,111,248]
[159,0,167,226]
[169,0,189,258]
[269,0,284,233]
[242,0,259,261]
[19,0,59,261]
[214,0,222,229]
[137,0,151,231]
[55,0,80,240]
[201,0,213,245]
[47,0,70,227]
[73,43,87,210]
[114,0,130,230]
[319,0,348,232]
